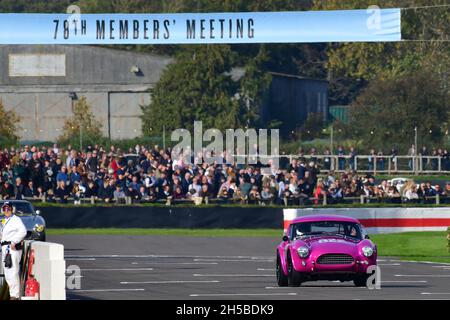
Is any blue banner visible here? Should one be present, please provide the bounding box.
[0,9,401,44]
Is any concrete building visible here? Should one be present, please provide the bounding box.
[231,69,329,137]
[0,45,172,142]
[263,72,329,137]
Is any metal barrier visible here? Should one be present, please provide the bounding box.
[255,154,449,174]
[100,153,449,174]
[16,194,449,207]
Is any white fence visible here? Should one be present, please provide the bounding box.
[263,154,450,174]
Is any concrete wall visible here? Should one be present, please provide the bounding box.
[0,45,173,86]
[1,92,91,141]
[110,92,151,139]
[0,90,152,141]
[0,45,172,141]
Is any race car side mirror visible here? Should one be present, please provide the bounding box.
[282,235,289,242]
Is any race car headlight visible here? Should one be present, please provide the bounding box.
[362,246,374,257]
[297,246,310,258]
[34,224,45,233]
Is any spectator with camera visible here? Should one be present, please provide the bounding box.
[248,186,261,204]
[217,186,232,203]
[328,181,343,204]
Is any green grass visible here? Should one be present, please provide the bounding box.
[47,229,450,263]
[370,232,450,263]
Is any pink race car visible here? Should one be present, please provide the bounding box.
[276,215,377,287]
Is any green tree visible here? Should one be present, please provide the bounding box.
[346,70,449,151]
[58,96,104,149]
[238,46,273,127]
[299,113,327,141]
[0,100,21,147]
[315,0,449,100]
[0,0,71,12]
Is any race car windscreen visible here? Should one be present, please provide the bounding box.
[291,221,363,240]
[0,202,34,215]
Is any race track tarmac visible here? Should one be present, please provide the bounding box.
[48,235,450,300]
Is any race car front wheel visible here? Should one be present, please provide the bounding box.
[276,253,288,287]
[287,255,302,287]
[354,274,370,287]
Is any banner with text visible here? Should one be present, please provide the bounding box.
[0,9,401,44]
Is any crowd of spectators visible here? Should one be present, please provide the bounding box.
[0,144,449,206]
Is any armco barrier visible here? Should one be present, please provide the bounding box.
[37,206,284,229]
[283,207,450,234]
[37,205,450,233]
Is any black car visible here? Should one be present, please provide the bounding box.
[0,200,46,242]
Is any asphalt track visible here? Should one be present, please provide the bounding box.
[48,235,450,300]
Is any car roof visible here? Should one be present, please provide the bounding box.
[291,215,360,224]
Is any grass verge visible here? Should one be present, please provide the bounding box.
[370,232,450,263]
[47,229,450,263]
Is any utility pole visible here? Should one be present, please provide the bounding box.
[330,125,334,154]
[80,122,83,152]
[414,126,418,153]
[414,126,418,173]
[69,92,81,150]
[163,125,166,150]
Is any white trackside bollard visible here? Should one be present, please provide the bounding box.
[29,242,66,300]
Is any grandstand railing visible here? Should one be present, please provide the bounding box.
[238,154,450,174]
[8,194,448,207]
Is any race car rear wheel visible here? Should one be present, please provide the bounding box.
[287,255,302,287]
[276,254,288,287]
